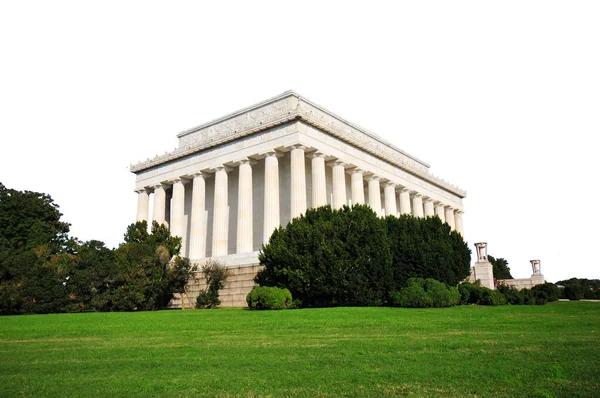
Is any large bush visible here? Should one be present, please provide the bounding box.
[257,205,471,308]
[257,205,393,307]
[385,215,471,290]
[390,278,461,308]
[246,286,292,310]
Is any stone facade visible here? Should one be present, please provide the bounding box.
[497,259,546,290]
[131,91,467,307]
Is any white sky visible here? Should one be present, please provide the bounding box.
[1,1,598,282]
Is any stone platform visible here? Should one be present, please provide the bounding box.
[170,263,262,309]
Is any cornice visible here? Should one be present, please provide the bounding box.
[131,91,466,198]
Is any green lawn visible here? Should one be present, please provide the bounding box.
[1,302,599,397]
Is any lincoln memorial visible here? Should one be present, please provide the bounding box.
[130,91,467,306]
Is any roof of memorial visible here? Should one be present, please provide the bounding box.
[131,90,466,197]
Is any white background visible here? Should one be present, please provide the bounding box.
[1,1,598,282]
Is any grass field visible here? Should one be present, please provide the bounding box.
[1,302,599,397]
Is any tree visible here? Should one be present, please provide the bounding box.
[91,221,196,311]
[257,205,393,307]
[0,183,74,314]
[257,205,471,308]
[386,214,471,289]
[488,255,513,279]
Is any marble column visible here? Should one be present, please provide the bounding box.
[290,145,307,219]
[384,183,397,217]
[412,193,424,218]
[350,168,365,206]
[135,188,149,223]
[454,210,464,236]
[212,166,230,257]
[263,151,281,243]
[188,172,207,260]
[399,188,412,215]
[170,178,187,239]
[423,198,435,218]
[309,152,327,208]
[331,161,347,209]
[445,207,456,230]
[435,202,446,223]
[236,159,254,254]
[368,176,382,216]
[152,184,168,226]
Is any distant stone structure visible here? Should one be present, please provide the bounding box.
[130,91,467,306]
[496,259,545,290]
[468,242,495,289]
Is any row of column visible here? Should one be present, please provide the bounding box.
[136,146,464,259]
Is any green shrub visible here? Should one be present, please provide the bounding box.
[195,260,230,309]
[246,286,292,310]
[390,284,432,308]
[425,278,453,308]
[257,205,393,307]
[257,205,471,308]
[497,284,524,305]
[532,283,560,302]
[448,286,461,306]
[458,282,486,305]
[480,290,507,306]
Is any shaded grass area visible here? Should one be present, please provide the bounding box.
[1,302,599,397]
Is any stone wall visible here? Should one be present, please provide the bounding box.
[170,264,262,309]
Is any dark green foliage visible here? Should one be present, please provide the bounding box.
[386,215,471,290]
[479,290,507,306]
[0,183,197,314]
[91,221,196,311]
[458,282,486,305]
[257,205,393,307]
[531,283,560,302]
[246,286,293,310]
[497,284,524,305]
[488,255,513,279]
[0,183,74,315]
[556,278,599,300]
[195,260,230,309]
[257,205,471,308]
[390,278,460,308]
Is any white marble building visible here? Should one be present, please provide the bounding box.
[130,91,467,305]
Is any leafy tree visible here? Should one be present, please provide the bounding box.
[91,221,196,311]
[488,255,513,279]
[257,205,393,307]
[386,214,471,289]
[0,183,74,314]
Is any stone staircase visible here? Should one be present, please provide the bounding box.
[170,264,263,309]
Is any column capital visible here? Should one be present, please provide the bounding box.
[412,192,424,198]
[445,205,455,211]
[168,177,190,185]
[348,167,365,175]
[423,197,435,203]
[384,182,397,189]
[327,160,348,168]
[259,150,284,159]
[455,209,464,215]
[210,165,233,173]
[151,183,170,191]
[230,157,257,167]
[134,187,150,194]
[399,187,412,194]
[287,144,308,151]
[308,151,327,159]
[367,174,382,182]
[189,171,210,179]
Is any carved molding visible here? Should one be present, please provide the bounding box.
[131,92,466,198]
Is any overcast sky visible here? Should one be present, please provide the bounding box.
[1,1,598,282]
